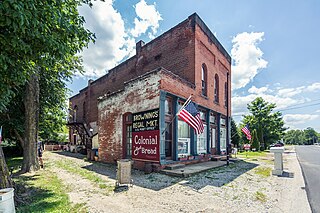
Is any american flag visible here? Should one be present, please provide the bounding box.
[178,100,204,134]
[241,124,252,141]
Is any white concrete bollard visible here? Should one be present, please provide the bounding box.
[0,188,15,213]
[270,147,285,175]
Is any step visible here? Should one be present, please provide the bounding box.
[164,163,185,170]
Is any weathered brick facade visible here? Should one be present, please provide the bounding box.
[69,13,231,169]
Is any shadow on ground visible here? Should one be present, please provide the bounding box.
[53,151,258,191]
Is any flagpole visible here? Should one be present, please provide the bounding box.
[161,95,192,135]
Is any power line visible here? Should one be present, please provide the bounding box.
[276,102,320,112]
[276,98,320,111]
[232,98,320,117]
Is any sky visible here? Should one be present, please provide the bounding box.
[68,0,320,132]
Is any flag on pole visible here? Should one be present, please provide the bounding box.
[0,126,2,144]
[241,124,252,141]
[178,100,204,134]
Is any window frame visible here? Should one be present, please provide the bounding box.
[214,74,219,103]
[201,64,207,97]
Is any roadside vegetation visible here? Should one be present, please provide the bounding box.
[55,159,115,193]
[7,157,87,212]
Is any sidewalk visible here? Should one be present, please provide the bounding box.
[270,146,311,212]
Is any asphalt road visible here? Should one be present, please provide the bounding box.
[296,145,320,213]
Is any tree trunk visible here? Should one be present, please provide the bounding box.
[21,72,40,173]
[0,146,13,188]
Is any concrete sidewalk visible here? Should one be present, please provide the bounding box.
[270,146,311,213]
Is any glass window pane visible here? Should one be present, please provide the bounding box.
[210,114,216,124]
[178,120,190,138]
[165,98,172,115]
[211,128,216,148]
[220,127,226,153]
[197,124,207,154]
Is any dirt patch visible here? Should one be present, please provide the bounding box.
[42,147,310,213]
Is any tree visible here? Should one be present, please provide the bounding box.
[251,129,260,151]
[284,130,304,145]
[242,97,286,149]
[303,127,318,145]
[231,118,240,148]
[0,0,95,185]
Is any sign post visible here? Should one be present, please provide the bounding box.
[244,144,251,158]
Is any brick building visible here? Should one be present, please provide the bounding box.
[68,13,231,170]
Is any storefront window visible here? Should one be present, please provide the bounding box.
[197,124,207,154]
[220,127,227,154]
[178,120,190,156]
[210,114,216,124]
[165,97,173,115]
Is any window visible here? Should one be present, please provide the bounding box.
[197,109,207,154]
[123,113,132,158]
[210,112,217,150]
[178,119,190,156]
[220,116,227,155]
[165,122,173,158]
[224,82,228,107]
[165,97,174,159]
[201,64,207,96]
[197,124,207,154]
[165,97,173,115]
[73,105,78,122]
[220,127,227,154]
[214,74,219,103]
[82,102,86,121]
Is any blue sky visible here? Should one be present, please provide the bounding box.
[68,0,320,132]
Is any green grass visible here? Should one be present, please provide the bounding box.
[55,159,114,193]
[6,157,23,171]
[14,169,87,212]
[255,191,267,203]
[254,167,272,178]
[238,151,268,159]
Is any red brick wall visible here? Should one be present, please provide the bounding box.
[159,23,231,115]
[97,72,161,163]
[70,17,196,126]
[194,24,231,115]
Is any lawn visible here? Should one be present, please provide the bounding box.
[237,150,268,159]
[6,157,87,213]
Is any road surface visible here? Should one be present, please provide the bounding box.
[296,145,320,213]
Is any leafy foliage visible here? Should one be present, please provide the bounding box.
[284,127,319,145]
[231,117,240,147]
[0,0,95,175]
[251,129,260,151]
[0,0,95,112]
[242,97,286,149]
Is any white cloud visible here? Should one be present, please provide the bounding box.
[277,87,305,97]
[232,85,304,118]
[248,86,268,94]
[231,32,268,90]
[130,0,162,38]
[306,82,320,92]
[283,114,319,130]
[77,0,162,78]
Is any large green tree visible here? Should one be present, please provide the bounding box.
[0,0,95,187]
[242,97,286,149]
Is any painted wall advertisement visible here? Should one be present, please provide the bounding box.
[132,108,160,162]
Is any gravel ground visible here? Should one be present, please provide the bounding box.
[44,146,311,213]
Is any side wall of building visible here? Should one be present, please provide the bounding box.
[69,16,196,128]
[97,72,161,163]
